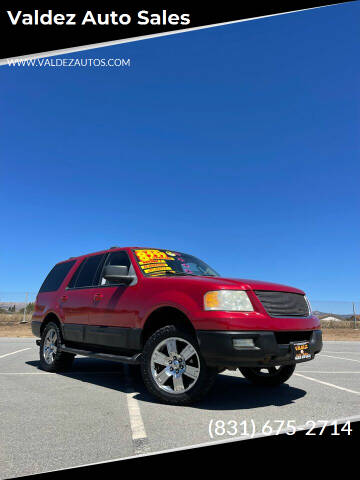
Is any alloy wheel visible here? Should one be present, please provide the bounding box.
[43,328,58,365]
[151,337,200,394]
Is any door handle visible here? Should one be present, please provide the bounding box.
[60,295,68,302]
[93,293,103,302]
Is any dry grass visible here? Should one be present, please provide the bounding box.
[319,320,360,340]
[0,313,34,337]
[320,320,356,329]
[321,328,360,341]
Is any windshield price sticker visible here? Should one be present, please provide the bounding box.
[138,259,166,265]
[135,249,175,263]
[144,266,173,274]
[132,248,213,277]
[135,249,176,276]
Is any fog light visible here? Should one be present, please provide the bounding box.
[233,338,255,349]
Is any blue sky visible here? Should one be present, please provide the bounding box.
[1,3,359,307]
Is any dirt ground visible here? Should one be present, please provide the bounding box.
[0,322,33,337]
[321,328,360,341]
[0,315,33,337]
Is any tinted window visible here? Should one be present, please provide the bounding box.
[75,254,106,288]
[39,261,76,293]
[101,251,131,286]
[66,259,85,289]
[92,254,108,286]
[107,251,131,269]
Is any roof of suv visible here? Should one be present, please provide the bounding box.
[61,247,171,263]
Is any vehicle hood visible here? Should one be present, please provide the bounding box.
[224,278,304,294]
[167,276,305,295]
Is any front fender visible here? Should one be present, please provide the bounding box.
[139,289,200,328]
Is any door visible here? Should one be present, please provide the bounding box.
[61,253,107,343]
[84,250,139,349]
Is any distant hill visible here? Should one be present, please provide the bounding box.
[0,302,27,313]
[309,311,353,321]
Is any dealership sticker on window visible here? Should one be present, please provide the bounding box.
[134,249,176,276]
[144,266,173,273]
[135,249,174,264]
[138,259,166,266]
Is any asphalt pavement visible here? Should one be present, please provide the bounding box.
[1,337,359,478]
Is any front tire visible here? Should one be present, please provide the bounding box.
[239,364,296,386]
[141,326,217,405]
[39,322,74,372]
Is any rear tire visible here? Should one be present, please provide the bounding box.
[239,364,296,386]
[39,322,74,372]
[141,325,217,405]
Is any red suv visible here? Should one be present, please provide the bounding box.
[32,247,322,405]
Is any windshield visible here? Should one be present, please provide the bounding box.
[132,249,219,278]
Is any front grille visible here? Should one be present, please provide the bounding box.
[274,331,312,344]
[255,290,309,317]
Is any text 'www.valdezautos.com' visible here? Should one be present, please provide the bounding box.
[6,57,131,67]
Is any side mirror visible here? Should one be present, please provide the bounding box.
[103,265,134,285]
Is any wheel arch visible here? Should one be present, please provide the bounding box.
[40,312,63,336]
[141,306,196,346]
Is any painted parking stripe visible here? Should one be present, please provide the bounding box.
[0,371,124,375]
[324,351,360,355]
[0,348,31,359]
[320,354,360,363]
[0,372,53,375]
[124,366,150,455]
[298,371,360,374]
[295,373,360,395]
[127,392,147,439]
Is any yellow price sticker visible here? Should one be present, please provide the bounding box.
[135,249,172,263]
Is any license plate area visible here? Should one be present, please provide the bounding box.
[291,341,312,362]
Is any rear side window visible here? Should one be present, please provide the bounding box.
[66,259,85,289]
[39,260,76,293]
[71,254,106,289]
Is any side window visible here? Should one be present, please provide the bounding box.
[101,251,132,286]
[73,254,106,289]
[92,254,108,286]
[66,259,85,289]
[39,261,76,293]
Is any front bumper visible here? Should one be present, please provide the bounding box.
[197,329,322,368]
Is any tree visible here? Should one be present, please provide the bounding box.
[19,303,35,314]
[26,302,35,313]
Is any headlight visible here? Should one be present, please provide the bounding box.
[204,290,254,311]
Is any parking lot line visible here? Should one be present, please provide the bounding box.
[295,373,360,395]
[127,391,147,439]
[0,372,53,375]
[324,351,360,355]
[0,371,122,375]
[297,371,360,373]
[0,348,31,359]
[124,366,150,455]
[320,354,360,363]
